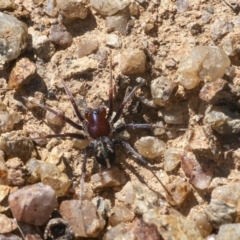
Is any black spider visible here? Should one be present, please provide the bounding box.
[27,59,172,205]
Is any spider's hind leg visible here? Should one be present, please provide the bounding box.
[112,138,174,205]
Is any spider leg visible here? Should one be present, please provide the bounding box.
[112,138,174,203]
[61,80,86,123]
[23,97,83,131]
[35,133,87,140]
[9,133,87,145]
[111,78,146,124]
[113,123,164,134]
[107,53,114,120]
[79,144,92,207]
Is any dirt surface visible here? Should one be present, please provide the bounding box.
[1,0,240,239]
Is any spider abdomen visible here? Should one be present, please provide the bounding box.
[93,136,116,168]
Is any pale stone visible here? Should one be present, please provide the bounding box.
[78,38,99,57]
[109,204,134,226]
[60,200,105,237]
[91,167,126,189]
[0,214,17,234]
[151,76,178,106]
[56,0,88,19]
[120,50,146,75]
[8,183,58,226]
[135,136,166,159]
[205,183,240,228]
[143,210,203,240]
[90,0,130,16]
[64,57,97,77]
[177,46,230,89]
[37,161,70,196]
[0,13,28,68]
[164,148,183,172]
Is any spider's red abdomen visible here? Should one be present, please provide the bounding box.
[85,106,111,139]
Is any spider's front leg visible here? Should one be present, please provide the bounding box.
[113,123,164,134]
[23,96,84,131]
[111,78,146,124]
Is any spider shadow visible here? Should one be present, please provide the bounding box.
[118,155,168,200]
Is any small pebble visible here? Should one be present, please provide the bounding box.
[176,0,189,13]
[135,136,166,159]
[188,207,213,238]
[91,196,110,220]
[109,204,134,226]
[216,223,240,240]
[29,28,55,60]
[132,182,160,214]
[164,148,183,172]
[164,102,185,124]
[211,19,234,40]
[188,22,202,35]
[177,46,230,89]
[199,78,234,105]
[45,110,64,126]
[0,110,21,134]
[129,1,139,16]
[8,58,36,90]
[166,176,192,206]
[106,12,129,35]
[143,210,203,239]
[120,49,146,75]
[225,0,239,11]
[56,0,88,19]
[0,12,28,68]
[91,167,126,189]
[37,161,70,196]
[141,13,155,33]
[205,183,240,228]
[181,151,213,190]
[106,34,122,48]
[78,38,99,58]
[5,157,27,187]
[90,0,130,15]
[204,105,240,135]
[26,158,41,184]
[150,76,178,106]
[8,182,58,226]
[46,145,66,172]
[0,131,34,162]
[60,200,105,238]
[0,0,16,10]
[189,125,222,160]
[102,223,127,240]
[115,181,135,205]
[126,218,160,240]
[201,11,212,24]
[0,185,11,212]
[49,24,73,48]
[0,214,17,234]
[221,38,237,56]
[97,47,108,68]
[44,0,58,17]
[64,57,97,77]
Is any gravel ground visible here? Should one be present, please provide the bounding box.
[1,0,240,239]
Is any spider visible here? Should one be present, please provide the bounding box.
[25,59,172,205]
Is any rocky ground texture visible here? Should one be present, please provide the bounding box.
[1,0,240,239]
